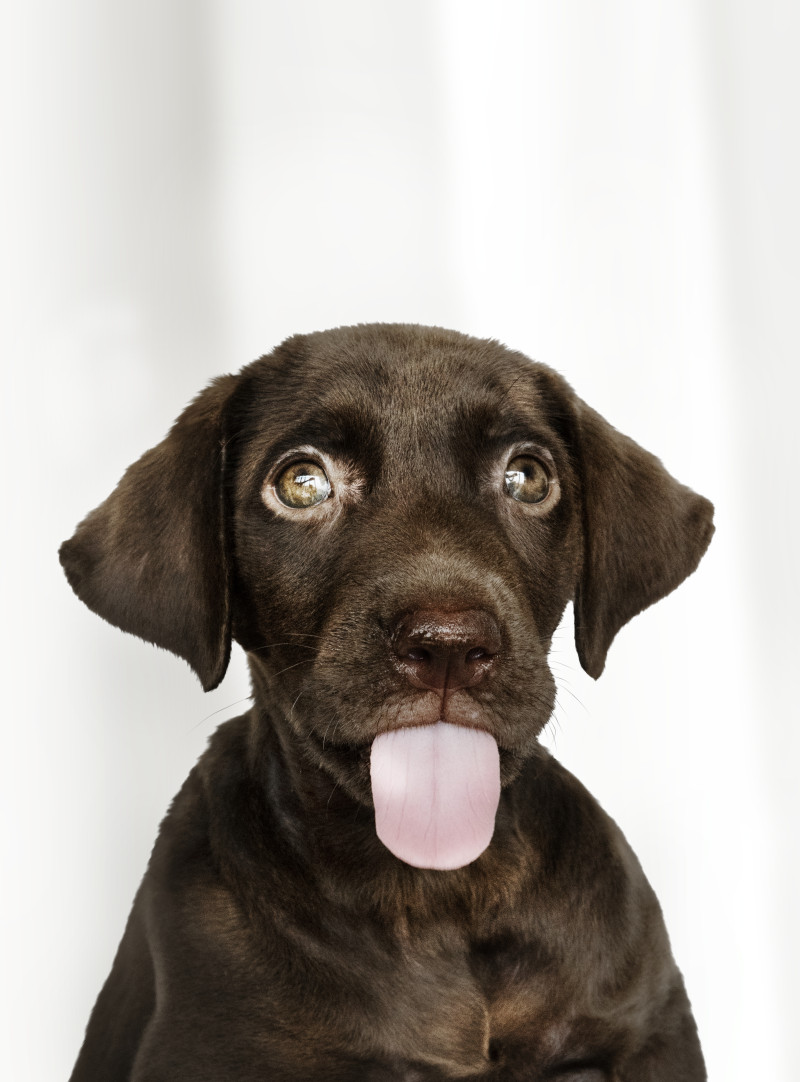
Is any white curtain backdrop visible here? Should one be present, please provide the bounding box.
[3,2,797,1079]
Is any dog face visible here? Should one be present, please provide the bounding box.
[227,327,583,800]
[60,324,713,851]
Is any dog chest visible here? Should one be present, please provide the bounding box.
[296,914,597,1078]
[367,931,494,1075]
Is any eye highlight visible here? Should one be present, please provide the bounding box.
[275,461,331,508]
[504,455,550,504]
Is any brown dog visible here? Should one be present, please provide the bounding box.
[61,324,713,1081]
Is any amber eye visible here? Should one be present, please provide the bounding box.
[275,461,331,508]
[504,455,550,504]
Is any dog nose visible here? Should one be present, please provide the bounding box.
[390,609,501,692]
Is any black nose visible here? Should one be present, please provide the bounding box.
[389,609,502,692]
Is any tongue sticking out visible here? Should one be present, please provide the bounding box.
[369,722,501,871]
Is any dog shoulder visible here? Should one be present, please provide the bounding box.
[516,751,665,932]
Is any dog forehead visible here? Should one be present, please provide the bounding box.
[235,325,563,456]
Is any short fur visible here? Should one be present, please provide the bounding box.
[61,324,713,1081]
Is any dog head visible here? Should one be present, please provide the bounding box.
[61,324,714,866]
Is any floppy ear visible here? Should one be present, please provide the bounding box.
[59,375,239,691]
[572,399,714,679]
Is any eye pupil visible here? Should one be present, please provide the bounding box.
[504,455,549,504]
[275,461,331,508]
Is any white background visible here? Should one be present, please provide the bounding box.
[2,2,798,1079]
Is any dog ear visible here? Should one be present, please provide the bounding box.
[571,398,714,679]
[59,375,239,691]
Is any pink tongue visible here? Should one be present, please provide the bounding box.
[370,722,501,871]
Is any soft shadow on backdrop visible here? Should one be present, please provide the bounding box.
[2,2,797,1079]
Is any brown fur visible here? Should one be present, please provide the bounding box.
[60,324,713,1080]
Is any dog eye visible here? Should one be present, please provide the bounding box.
[504,455,550,503]
[275,461,331,508]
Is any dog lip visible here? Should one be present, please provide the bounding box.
[306,691,503,752]
[371,688,504,745]
[373,718,494,739]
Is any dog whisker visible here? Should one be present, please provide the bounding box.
[326,778,342,813]
[289,690,305,726]
[553,680,588,714]
[271,658,315,679]
[191,696,254,731]
[246,641,318,655]
[495,370,528,411]
[547,658,580,673]
[321,713,336,749]
[321,709,347,751]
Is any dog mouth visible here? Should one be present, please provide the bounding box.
[302,685,530,872]
[298,660,551,851]
[302,716,505,873]
[372,685,497,733]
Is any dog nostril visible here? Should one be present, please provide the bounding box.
[405,647,429,663]
[465,647,487,663]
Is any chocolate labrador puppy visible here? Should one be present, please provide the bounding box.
[61,324,713,1081]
